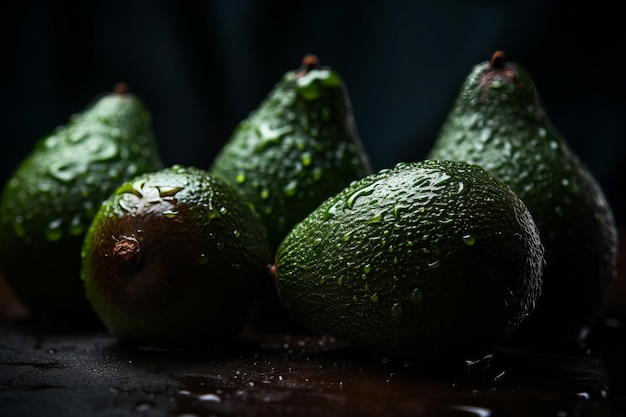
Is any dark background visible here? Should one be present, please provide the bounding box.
[1,0,624,226]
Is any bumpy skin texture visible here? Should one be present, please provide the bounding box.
[210,56,372,252]
[427,52,619,341]
[275,160,544,361]
[81,166,272,350]
[0,89,163,313]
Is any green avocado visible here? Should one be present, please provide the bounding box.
[210,54,372,253]
[274,160,544,361]
[0,83,163,315]
[81,165,272,350]
[426,51,619,341]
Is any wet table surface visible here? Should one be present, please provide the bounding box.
[1,312,625,417]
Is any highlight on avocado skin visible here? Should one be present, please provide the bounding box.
[274,159,544,362]
[0,83,163,315]
[427,51,619,342]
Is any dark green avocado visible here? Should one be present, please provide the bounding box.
[274,160,544,361]
[0,83,163,315]
[210,54,372,252]
[427,51,619,342]
[81,165,272,350]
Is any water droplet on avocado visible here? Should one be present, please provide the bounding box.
[219,206,228,215]
[196,253,208,264]
[427,260,440,269]
[368,211,384,224]
[390,303,403,318]
[410,288,424,304]
[162,209,178,218]
[256,121,293,145]
[370,293,379,303]
[347,182,379,208]
[48,159,88,183]
[45,218,64,242]
[363,264,371,274]
[13,216,25,238]
[462,234,475,246]
[295,69,341,100]
[68,215,85,236]
[283,180,298,197]
[233,229,241,238]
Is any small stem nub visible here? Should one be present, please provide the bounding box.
[113,236,142,272]
[114,82,130,94]
[490,51,506,69]
[302,54,320,71]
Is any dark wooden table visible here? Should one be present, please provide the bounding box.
[1,310,625,417]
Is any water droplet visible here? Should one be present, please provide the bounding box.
[162,209,179,219]
[447,405,493,417]
[197,253,208,264]
[219,206,228,215]
[233,229,241,238]
[158,185,183,198]
[323,201,342,220]
[283,180,298,197]
[13,216,25,238]
[48,159,88,183]
[312,167,324,181]
[347,182,379,208]
[427,260,440,269]
[390,303,403,318]
[341,232,351,242]
[257,121,293,143]
[538,127,547,138]
[68,215,84,236]
[134,402,154,412]
[363,264,371,274]
[370,293,379,303]
[198,393,222,402]
[368,211,384,224]
[312,237,322,247]
[410,288,423,304]
[462,234,475,246]
[337,276,344,285]
[45,218,64,242]
[392,206,402,220]
[295,69,341,100]
[301,152,313,166]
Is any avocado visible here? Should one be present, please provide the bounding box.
[0,83,163,315]
[426,51,619,342]
[81,165,272,350]
[210,54,372,253]
[274,160,544,361]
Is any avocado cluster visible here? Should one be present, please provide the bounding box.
[0,52,618,360]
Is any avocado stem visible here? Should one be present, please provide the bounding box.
[113,82,130,94]
[490,51,506,69]
[113,236,142,272]
[295,54,320,78]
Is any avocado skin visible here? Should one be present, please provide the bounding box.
[81,166,272,349]
[0,90,163,314]
[210,56,372,252]
[275,160,544,361]
[427,54,619,341]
